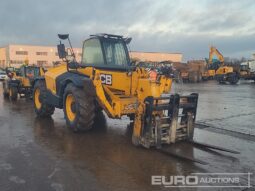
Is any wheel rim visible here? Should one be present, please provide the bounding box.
[34,88,42,109]
[66,94,76,122]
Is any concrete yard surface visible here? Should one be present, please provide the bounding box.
[0,81,255,191]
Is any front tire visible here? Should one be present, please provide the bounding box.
[63,83,95,132]
[9,86,18,101]
[3,81,9,98]
[33,80,55,117]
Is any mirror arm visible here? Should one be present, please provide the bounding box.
[67,37,77,62]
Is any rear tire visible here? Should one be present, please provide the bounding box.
[63,83,95,132]
[9,86,18,101]
[33,80,55,117]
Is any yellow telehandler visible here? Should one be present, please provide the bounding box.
[3,65,45,100]
[33,34,239,163]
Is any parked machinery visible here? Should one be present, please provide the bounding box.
[211,46,239,84]
[239,61,255,81]
[174,61,205,83]
[3,65,44,100]
[202,58,218,80]
[32,34,200,149]
[32,34,240,164]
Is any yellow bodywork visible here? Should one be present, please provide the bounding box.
[215,66,234,75]
[208,46,236,78]
[14,66,45,87]
[17,77,31,87]
[45,63,172,116]
[45,64,67,94]
[202,69,215,79]
[209,46,224,64]
[205,46,225,78]
[44,63,172,146]
[208,69,215,77]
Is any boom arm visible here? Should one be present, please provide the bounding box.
[209,46,224,64]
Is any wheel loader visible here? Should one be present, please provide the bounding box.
[32,34,199,149]
[3,65,45,101]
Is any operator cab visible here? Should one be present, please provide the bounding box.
[81,34,131,70]
[18,66,41,79]
[240,62,249,71]
[57,34,132,70]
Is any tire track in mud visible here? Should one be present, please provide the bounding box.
[196,111,255,137]
[196,122,255,140]
[197,112,255,123]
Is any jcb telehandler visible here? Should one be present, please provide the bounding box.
[3,65,45,101]
[33,34,200,149]
[32,34,240,160]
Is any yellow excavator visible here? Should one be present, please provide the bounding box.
[32,34,239,163]
[210,46,239,84]
[205,46,222,79]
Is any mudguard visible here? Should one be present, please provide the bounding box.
[56,72,96,98]
[32,77,45,87]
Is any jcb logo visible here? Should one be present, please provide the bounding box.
[100,74,112,85]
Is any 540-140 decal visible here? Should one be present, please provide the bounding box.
[100,74,112,85]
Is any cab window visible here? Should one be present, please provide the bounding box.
[102,40,128,67]
[82,39,104,65]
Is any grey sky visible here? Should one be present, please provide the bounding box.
[0,0,254,60]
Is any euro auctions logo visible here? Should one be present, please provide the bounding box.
[152,175,198,187]
[151,173,252,188]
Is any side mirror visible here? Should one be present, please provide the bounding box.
[124,37,132,44]
[57,43,66,59]
[58,34,69,40]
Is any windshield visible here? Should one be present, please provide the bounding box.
[102,40,128,67]
[82,39,104,66]
[26,67,40,78]
[82,38,130,68]
[240,64,248,71]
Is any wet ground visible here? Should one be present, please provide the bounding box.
[0,80,254,191]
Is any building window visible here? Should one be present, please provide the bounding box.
[36,52,48,56]
[37,60,47,66]
[10,60,24,64]
[16,51,28,55]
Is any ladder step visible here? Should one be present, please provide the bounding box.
[177,134,187,138]
[177,124,187,129]
[161,116,170,119]
[160,124,170,128]
[160,116,170,124]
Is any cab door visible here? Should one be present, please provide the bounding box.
[81,38,132,95]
